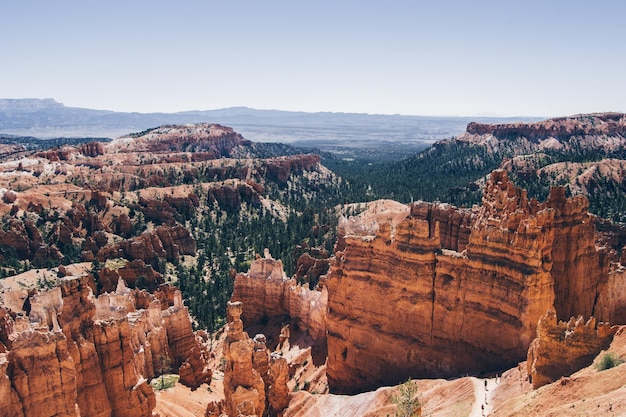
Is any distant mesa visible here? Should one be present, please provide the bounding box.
[466,112,626,142]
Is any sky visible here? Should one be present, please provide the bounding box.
[2,0,625,117]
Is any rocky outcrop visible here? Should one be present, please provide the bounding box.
[0,218,62,264]
[3,331,79,417]
[293,242,331,289]
[96,259,164,293]
[35,147,74,161]
[96,224,196,264]
[527,309,617,388]
[136,193,199,226]
[410,201,473,252]
[78,142,105,157]
[109,123,251,156]
[162,293,212,389]
[231,252,328,341]
[208,301,289,417]
[545,187,608,320]
[326,170,613,394]
[263,154,320,183]
[92,317,156,417]
[594,267,626,325]
[222,301,267,417]
[206,181,262,212]
[0,276,211,416]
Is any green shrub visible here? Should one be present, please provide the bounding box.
[392,378,421,417]
[149,374,178,391]
[596,353,624,371]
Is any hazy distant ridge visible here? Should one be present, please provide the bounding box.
[0,98,543,161]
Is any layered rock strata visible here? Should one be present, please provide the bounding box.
[231,251,327,341]
[0,275,210,416]
[466,113,626,142]
[526,309,617,388]
[326,170,616,393]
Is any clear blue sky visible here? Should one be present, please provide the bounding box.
[2,0,625,117]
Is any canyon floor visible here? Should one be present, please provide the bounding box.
[150,324,626,417]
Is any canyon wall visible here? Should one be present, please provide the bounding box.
[326,170,614,394]
[231,251,327,341]
[0,275,210,417]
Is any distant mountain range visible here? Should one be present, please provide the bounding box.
[0,98,542,161]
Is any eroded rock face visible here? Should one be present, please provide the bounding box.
[213,301,290,417]
[466,113,626,142]
[231,253,327,341]
[527,309,617,388]
[326,170,614,394]
[96,259,163,293]
[0,218,62,264]
[263,154,320,183]
[0,276,211,416]
[223,301,266,417]
[96,224,196,264]
[107,123,250,156]
[595,267,626,324]
[78,142,105,157]
[136,193,199,226]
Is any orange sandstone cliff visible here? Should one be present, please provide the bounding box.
[326,170,618,394]
[231,251,327,342]
[0,275,210,417]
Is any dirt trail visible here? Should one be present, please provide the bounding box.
[469,377,497,417]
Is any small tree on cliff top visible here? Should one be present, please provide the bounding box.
[392,378,421,417]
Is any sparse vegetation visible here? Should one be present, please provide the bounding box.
[392,378,421,417]
[149,374,178,391]
[596,352,624,371]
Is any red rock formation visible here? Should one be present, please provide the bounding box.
[78,142,105,157]
[267,353,289,415]
[410,201,473,252]
[206,181,263,212]
[0,218,63,265]
[0,276,211,416]
[92,318,156,416]
[263,154,320,183]
[4,331,79,417]
[222,301,266,417]
[326,170,612,394]
[467,113,626,142]
[96,224,196,263]
[231,252,327,341]
[109,213,133,238]
[89,190,109,212]
[527,309,617,388]
[96,259,164,293]
[594,267,626,325]
[545,187,608,320]
[35,147,74,161]
[109,123,251,156]
[293,242,331,289]
[136,193,199,226]
[162,293,212,389]
[211,301,290,417]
